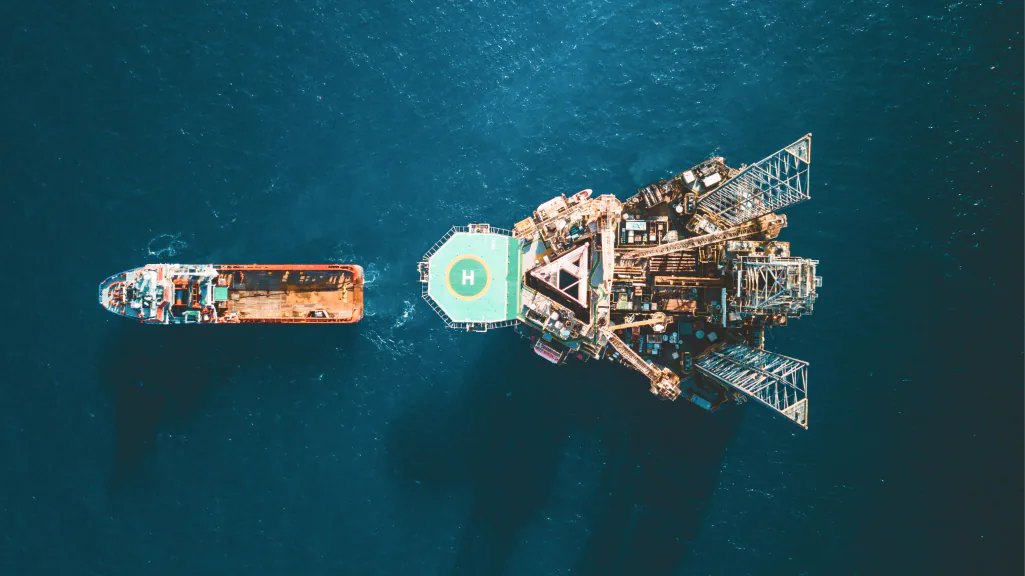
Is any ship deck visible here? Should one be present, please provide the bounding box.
[224,269,361,321]
[424,229,522,327]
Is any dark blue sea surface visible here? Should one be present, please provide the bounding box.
[2,1,1022,574]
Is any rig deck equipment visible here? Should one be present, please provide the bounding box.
[419,135,820,428]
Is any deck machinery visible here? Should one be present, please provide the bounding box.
[419,135,820,428]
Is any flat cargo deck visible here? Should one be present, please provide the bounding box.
[223,268,361,322]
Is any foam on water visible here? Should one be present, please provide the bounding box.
[144,233,189,259]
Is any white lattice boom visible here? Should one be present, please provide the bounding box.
[696,344,808,428]
[695,134,812,227]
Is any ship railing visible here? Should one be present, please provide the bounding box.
[420,303,520,332]
[465,223,514,236]
[214,264,355,271]
[422,227,459,261]
[422,224,515,265]
[449,319,519,333]
[237,317,358,324]
[420,291,455,325]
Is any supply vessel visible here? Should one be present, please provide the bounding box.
[99,264,364,324]
[419,135,820,428]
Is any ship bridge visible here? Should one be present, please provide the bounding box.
[419,224,523,331]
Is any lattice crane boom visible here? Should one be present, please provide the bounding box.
[694,134,811,227]
[696,344,809,428]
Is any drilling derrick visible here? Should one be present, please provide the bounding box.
[732,255,821,318]
[696,344,809,428]
[691,134,811,231]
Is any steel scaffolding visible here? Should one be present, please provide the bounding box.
[696,344,809,428]
[696,134,812,227]
[733,255,820,317]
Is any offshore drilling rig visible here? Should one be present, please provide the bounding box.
[418,135,820,428]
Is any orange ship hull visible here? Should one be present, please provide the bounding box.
[99,264,364,324]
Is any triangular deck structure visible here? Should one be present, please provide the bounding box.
[525,242,591,322]
[528,243,589,306]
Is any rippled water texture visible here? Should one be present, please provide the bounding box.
[2,1,1022,574]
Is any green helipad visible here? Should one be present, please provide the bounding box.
[425,229,522,327]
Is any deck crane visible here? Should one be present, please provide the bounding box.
[624,213,787,261]
[593,195,622,333]
[595,194,621,293]
[607,312,672,331]
[600,326,681,400]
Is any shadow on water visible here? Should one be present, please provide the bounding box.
[570,378,742,576]
[389,331,739,575]
[97,320,359,488]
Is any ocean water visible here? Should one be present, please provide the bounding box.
[1,0,1022,574]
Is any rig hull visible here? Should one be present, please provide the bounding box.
[99,264,364,324]
[419,135,819,428]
